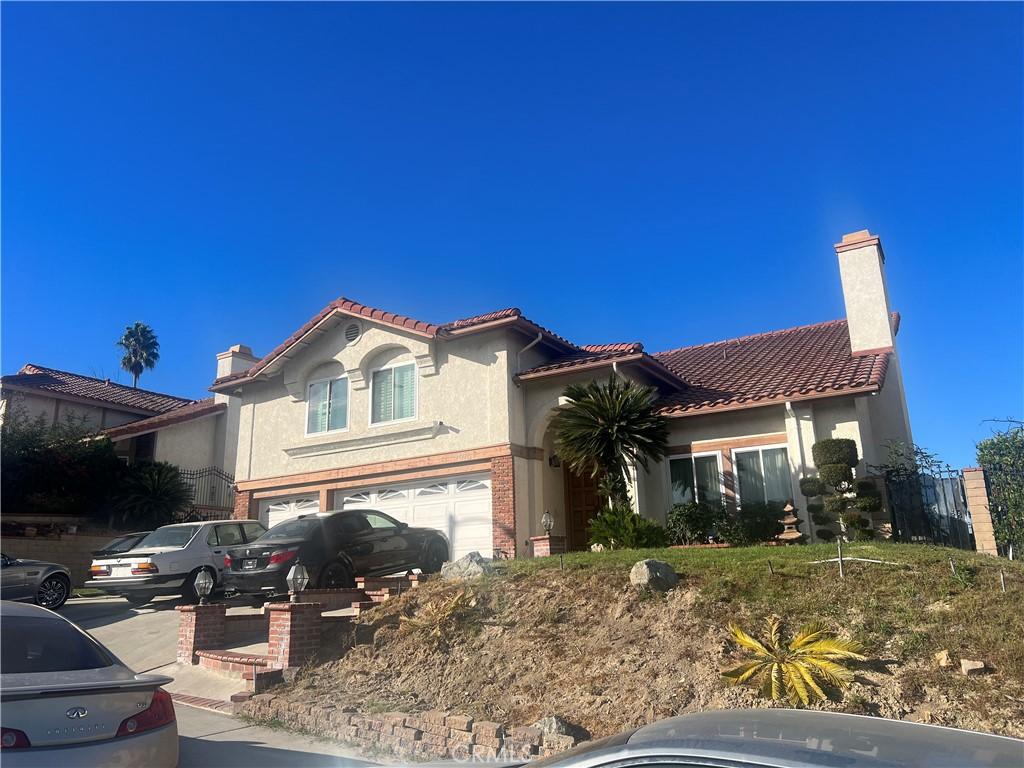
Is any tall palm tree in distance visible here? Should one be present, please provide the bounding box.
[551,375,669,505]
[117,322,160,388]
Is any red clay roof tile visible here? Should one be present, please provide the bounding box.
[102,398,226,440]
[1,364,193,414]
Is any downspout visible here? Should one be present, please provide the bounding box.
[513,332,544,387]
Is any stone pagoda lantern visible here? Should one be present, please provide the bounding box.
[776,502,805,544]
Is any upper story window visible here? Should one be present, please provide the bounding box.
[734,445,791,507]
[669,453,723,506]
[307,376,349,434]
[371,363,416,424]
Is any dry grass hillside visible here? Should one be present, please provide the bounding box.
[275,543,1024,740]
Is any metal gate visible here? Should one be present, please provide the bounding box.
[883,464,974,550]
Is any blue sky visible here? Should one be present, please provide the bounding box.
[2,2,1021,468]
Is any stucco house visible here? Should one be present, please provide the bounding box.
[213,229,912,559]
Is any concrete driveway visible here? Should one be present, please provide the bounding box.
[60,596,379,766]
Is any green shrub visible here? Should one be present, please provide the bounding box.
[824,495,847,516]
[818,463,853,490]
[816,528,836,542]
[812,438,859,468]
[810,510,832,526]
[588,504,667,549]
[799,477,826,498]
[854,494,882,514]
[806,501,824,516]
[666,502,725,545]
[718,502,784,546]
[852,527,875,541]
[840,511,869,530]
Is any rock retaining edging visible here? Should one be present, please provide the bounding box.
[242,695,580,761]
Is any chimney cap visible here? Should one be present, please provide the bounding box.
[217,344,256,360]
[834,229,883,259]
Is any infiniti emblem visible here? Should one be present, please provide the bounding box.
[66,706,88,719]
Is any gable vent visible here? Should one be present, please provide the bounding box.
[344,323,361,343]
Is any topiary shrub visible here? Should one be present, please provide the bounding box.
[812,438,859,468]
[666,501,725,545]
[816,528,836,542]
[810,510,832,526]
[854,494,882,514]
[855,479,879,495]
[799,477,827,498]
[824,495,847,516]
[818,463,853,491]
[718,502,785,546]
[588,504,668,550]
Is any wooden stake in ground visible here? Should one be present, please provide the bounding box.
[837,539,845,579]
[1000,569,1007,593]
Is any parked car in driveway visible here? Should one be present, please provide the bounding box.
[85,519,266,605]
[0,553,71,610]
[222,509,449,597]
[90,531,152,559]
[526,709,1024,768]
[0,600,177,767]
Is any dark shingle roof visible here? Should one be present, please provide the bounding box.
[1,364,193,414]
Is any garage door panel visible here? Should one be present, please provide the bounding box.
[260,496,319,529]
[339,474,492,560]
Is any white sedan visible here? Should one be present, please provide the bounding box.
[0,601,178,767]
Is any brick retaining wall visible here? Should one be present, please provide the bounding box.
[242,695,578,761]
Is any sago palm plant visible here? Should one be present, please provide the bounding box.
[722,616,866,707]
[551,375,669,505]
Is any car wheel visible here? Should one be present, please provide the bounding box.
[35,575,70,610]
[125,592,156,607]
[317,561,353,589]
[185,568,216,604]
[422,539,449,574]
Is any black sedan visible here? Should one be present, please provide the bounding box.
[221,509,449,597]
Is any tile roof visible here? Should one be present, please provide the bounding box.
[1,364,194,414]
[652,316,896,415]
[102,398,226,440]
[517,345,686,388]
[212,298,579,390]
[580,343,644,354]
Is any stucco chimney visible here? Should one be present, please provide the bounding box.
[216,344,257,380]
[834,230,896,355]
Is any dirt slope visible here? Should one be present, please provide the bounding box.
[277,544,1024,739]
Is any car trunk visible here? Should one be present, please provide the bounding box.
[226,539,303,572]
[1,668,171,748]
[89,547,182,578]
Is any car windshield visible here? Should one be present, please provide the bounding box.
[137,525,200,549]
[259,518,318,541]
[100,534,141,553]
[2,616,114,674]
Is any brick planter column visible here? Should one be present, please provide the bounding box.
[267,602,322,669]
[529,535,566,558]
[233,488,256,520]
[964,468,999,555]
[177,603,227,664]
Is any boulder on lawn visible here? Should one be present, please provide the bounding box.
[441,551,495,581]
[629,559,679,591]
[934,649,951,668]
[532,715,591,743]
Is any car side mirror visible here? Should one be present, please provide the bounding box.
[397,522,408,530]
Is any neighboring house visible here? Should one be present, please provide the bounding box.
[0,364,236,519]
[212,229,913,559]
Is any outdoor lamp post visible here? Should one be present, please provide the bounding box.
[193,568,214,606]
[286,563,310,603]
[541,510,554,535]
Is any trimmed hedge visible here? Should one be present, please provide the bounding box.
[818,463,854,490]
[799,477,827,498]
[854,494,883,514]
[812,438,859,469]
[824,495,847,515]
[816,528,836,542]
[855,479,880,496]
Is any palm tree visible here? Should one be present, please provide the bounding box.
[550,375,669,505]
[117,322,160,388]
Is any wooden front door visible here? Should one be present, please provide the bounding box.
[564,470,601,550]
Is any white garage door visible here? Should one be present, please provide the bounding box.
[259,496,320,530]
[339,473,492,561]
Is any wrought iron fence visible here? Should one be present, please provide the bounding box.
[178,466,235,521]
[883,464,974,550]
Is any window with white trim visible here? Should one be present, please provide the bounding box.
[669,453,723,505]
[371,363,416,424]
[307,376,349,434]
[734,446,791,506]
